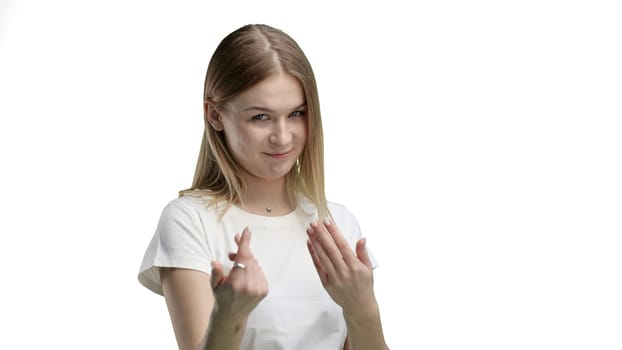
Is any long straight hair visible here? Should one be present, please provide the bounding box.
[180,24,328,218]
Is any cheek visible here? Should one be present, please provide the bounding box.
[224,127,257,154]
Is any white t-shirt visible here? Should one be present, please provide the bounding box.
[138,194,376,350]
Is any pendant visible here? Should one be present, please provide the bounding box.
[266,207,272,213]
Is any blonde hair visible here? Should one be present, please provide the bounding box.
[180,24,328,218]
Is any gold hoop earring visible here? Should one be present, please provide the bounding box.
[295,158,301,174]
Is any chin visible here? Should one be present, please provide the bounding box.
[264,166,296,180]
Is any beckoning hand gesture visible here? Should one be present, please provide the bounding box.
[210,227,269,322]
[306,219,376,319]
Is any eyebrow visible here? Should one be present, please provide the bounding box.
[244,103,307,113]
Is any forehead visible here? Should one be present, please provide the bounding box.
[227,74,305,112]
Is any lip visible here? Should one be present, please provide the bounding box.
[264,150,292,159]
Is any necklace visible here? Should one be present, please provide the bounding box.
[266,207,272,213]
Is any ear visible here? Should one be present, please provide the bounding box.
[204,101,224,131]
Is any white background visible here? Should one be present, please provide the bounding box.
[1,0,621,349]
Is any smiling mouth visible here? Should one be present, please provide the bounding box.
[264,150,292,158]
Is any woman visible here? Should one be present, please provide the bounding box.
[138,24,389,350]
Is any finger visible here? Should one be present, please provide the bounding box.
[210,261,225,289]
[356,238,373,269]
[322,218,357,265]
[310,221,348,271]
[307,227,337,278]
[234,233,241,246]
[236,227,253,260]
[306,239,328,284]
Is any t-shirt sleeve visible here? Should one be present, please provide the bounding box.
[330,203,379,269]
[138,199,213,295]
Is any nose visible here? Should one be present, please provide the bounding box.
[269,119,292,145]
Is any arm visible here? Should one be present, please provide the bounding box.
[162,268,250,350]
[161,268,213,350]
[307,220,389,350]
[161,228,268,350]
[341,244,388,350]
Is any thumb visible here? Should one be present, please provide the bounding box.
[210,261,225,289]
[356,238,372,269]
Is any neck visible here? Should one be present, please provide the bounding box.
[239,174,294,216]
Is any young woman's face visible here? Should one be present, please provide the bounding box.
[216,74,308,183]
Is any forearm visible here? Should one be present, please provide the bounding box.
[343,299,389,350]
[200,310,248,350]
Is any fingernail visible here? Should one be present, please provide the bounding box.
[306,227,314,235]
[323,217,331,226]
[310,221,318,228]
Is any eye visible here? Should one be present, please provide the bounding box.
[289,110,306,118]
[251,114,269,121]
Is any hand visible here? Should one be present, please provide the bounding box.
[210,227,269,323]
[306,219,376,319]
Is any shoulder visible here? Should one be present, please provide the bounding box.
[154,195,217,241]
[298,197,358,224]
[160,193,214,218]
[326,200,363,241]
[327,200,357,223]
